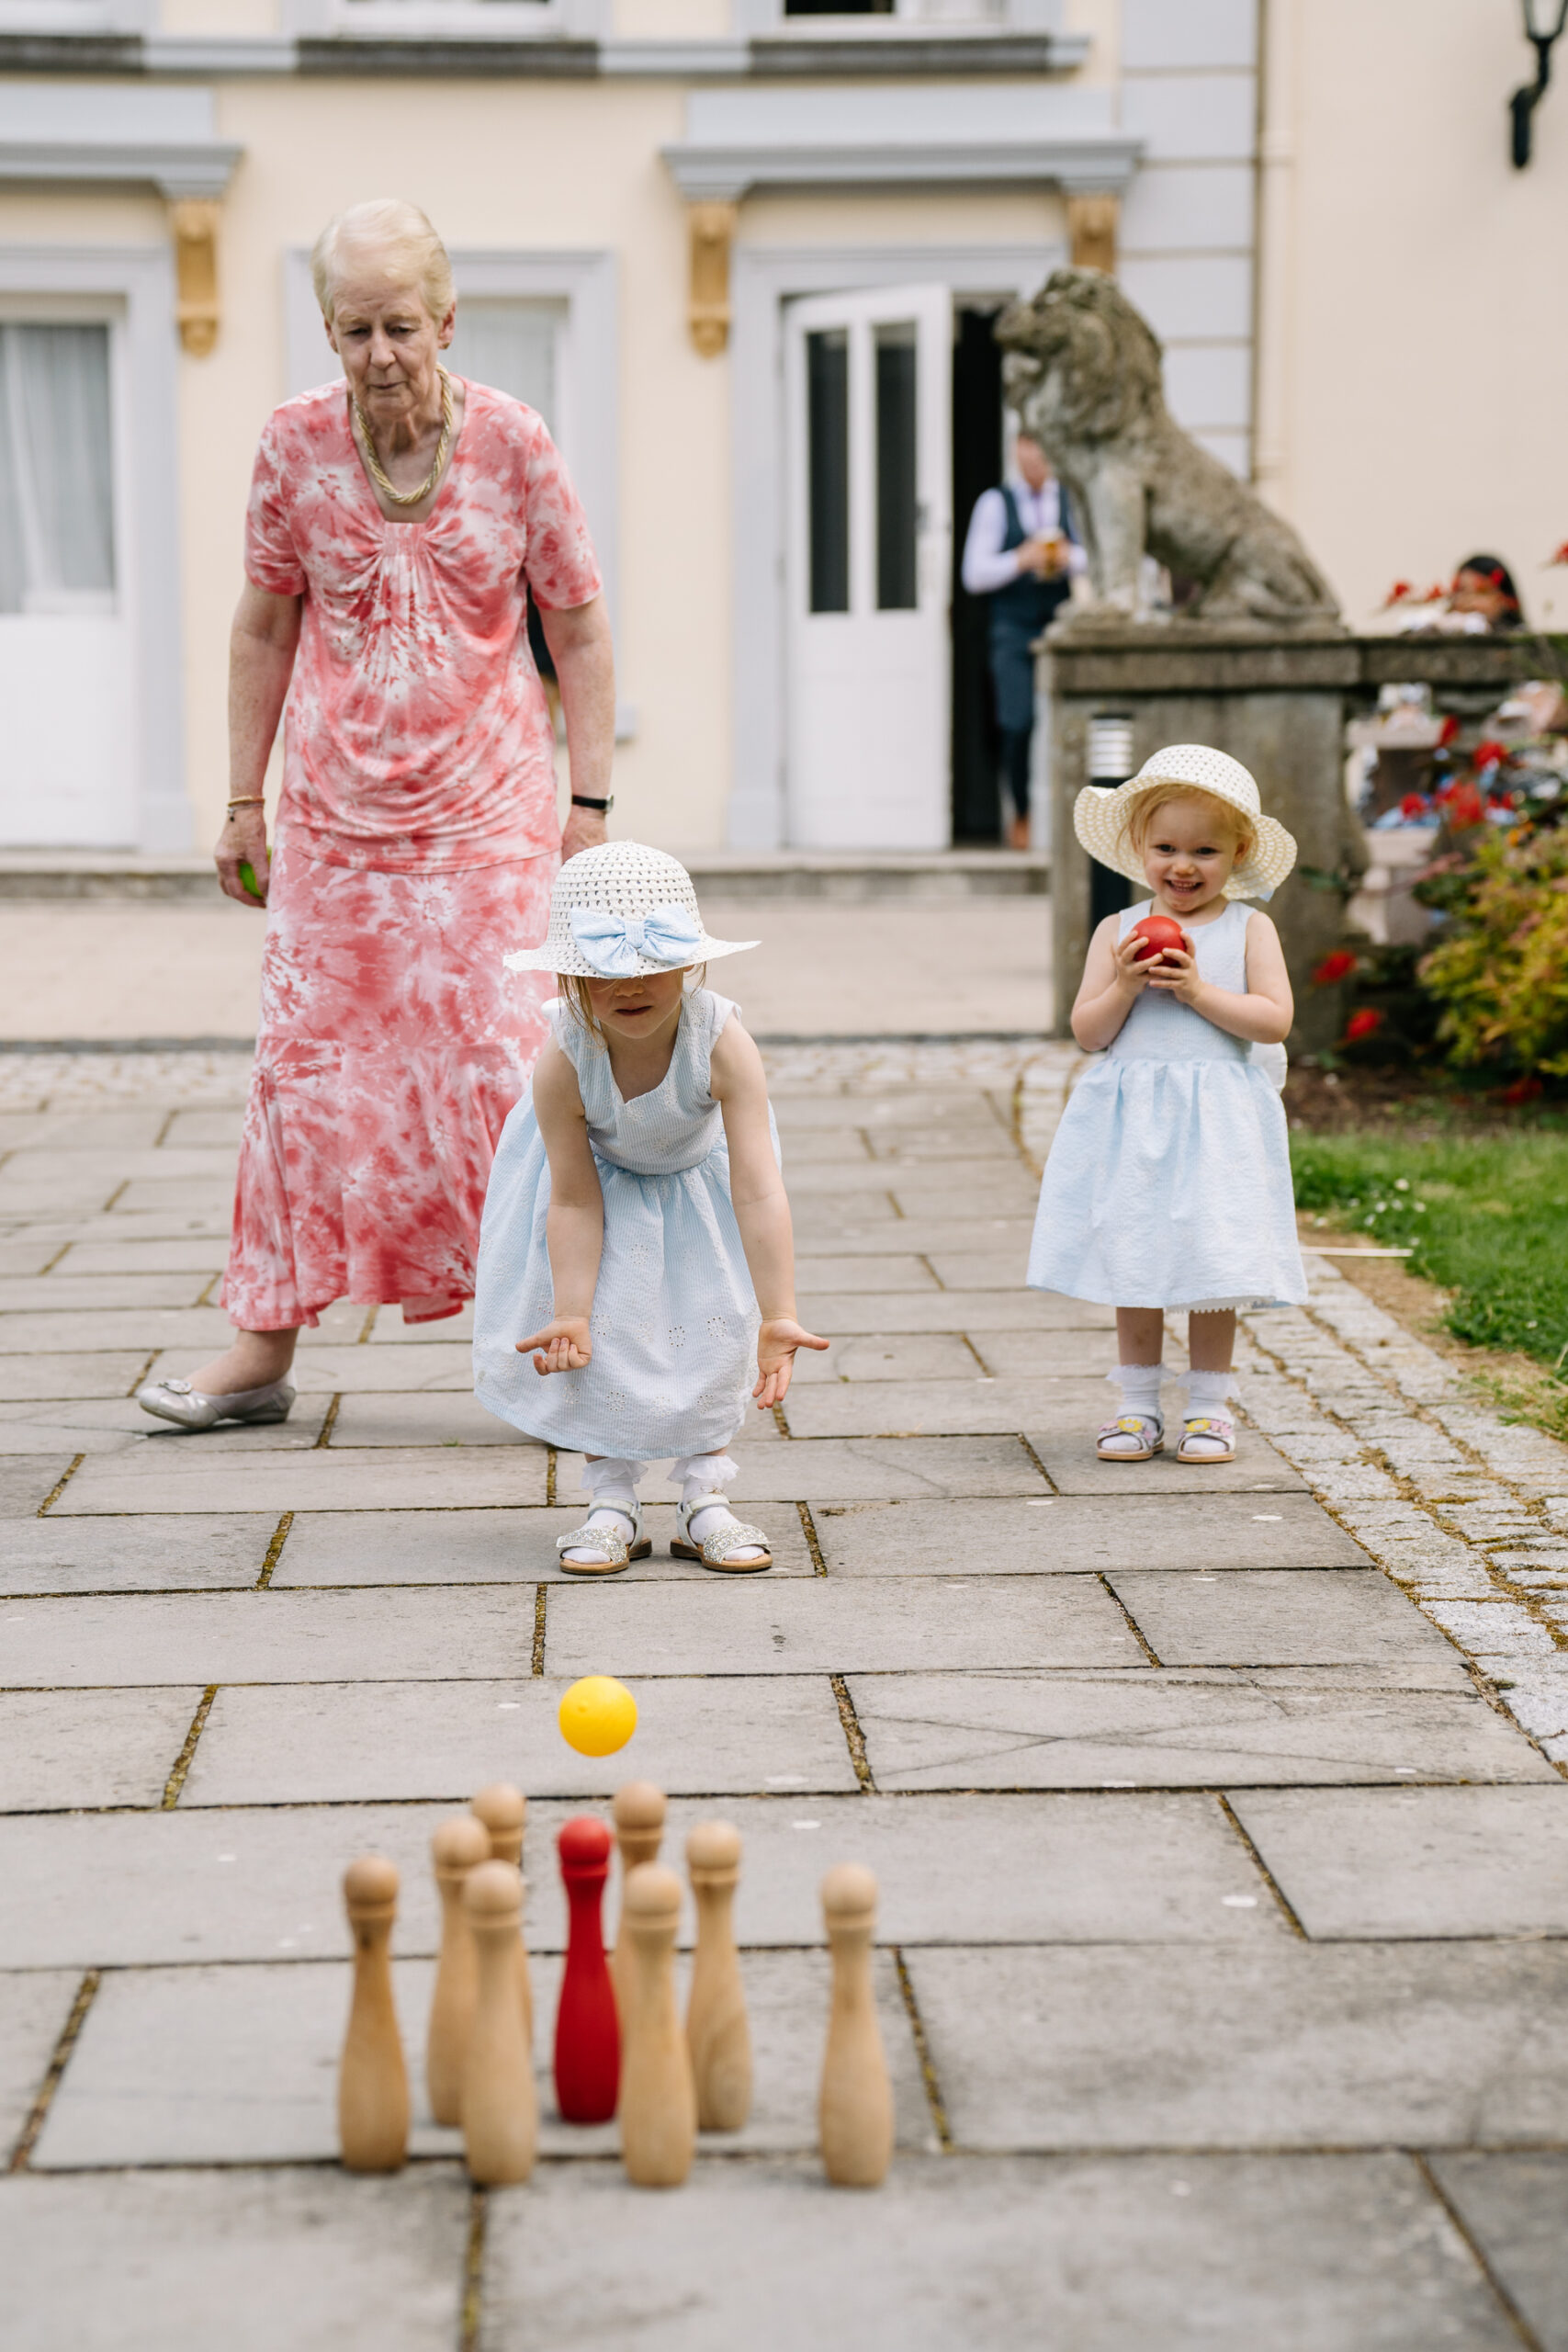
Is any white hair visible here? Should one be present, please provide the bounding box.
[310,198,455,324]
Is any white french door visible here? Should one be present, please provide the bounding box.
[784,284,953,850]
[0,311,134,846]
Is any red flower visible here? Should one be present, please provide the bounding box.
[1399,793,1428,820]
[1473,741,1508,769]
[1438,780,1486,829]
[1438,715,1460,745]
[1312,950,1358,985]
[1344,1009,1384,1043]
[1500,1075,1544,1105]
[1382,580,1414,606]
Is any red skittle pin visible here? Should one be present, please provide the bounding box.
[554,1815,620,2123]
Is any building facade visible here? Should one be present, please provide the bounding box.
[0,0,1562,859]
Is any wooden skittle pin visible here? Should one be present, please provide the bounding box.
[426,1814,491,2127]
[554,1816,620,2125]
[617,1862,695,2188]
[460,1860,537,2185]
[611,1781,666,2007]
[339,1854,410,2172]
[818,1864,892,2188]
[471,1781,533,2051]
[685,1820,750,2131]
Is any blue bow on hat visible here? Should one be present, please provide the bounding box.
[570,902,703,978]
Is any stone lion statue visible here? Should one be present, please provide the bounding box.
[997,268,1340,626]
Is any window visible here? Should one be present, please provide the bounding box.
[874,320,917,611]
[806,328,850,615]
[0,323,116,616]
[445,298,564,429]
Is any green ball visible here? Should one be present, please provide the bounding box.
[238,859,263,902]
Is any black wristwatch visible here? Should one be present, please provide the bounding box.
[570,794,614,813]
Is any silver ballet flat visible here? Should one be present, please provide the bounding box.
[137,1375,297,1431]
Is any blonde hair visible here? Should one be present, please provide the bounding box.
[310,198,455,325]
[558,967,707,1046]
[1123,786,1254,867]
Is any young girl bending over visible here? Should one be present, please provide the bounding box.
[1028,744,1307,1464]
[473,842,826,1572]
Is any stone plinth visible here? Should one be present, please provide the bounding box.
[1042,623,1562,1055]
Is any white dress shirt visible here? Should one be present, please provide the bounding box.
[961,474,1087,596]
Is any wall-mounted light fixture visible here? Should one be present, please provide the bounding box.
[1511,0,1568,167]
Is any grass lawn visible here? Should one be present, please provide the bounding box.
[1291,1131,1568,1388]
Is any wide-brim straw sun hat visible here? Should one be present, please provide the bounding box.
[1074,743,1297,901]
[504,841,759,978]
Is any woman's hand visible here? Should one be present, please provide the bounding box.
[753,1317,829,1409]
[517,1316,592,1375]
[216,808,270,907]
[1144,936,1201,1005]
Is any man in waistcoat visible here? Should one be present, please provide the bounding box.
[960,432,1082,850]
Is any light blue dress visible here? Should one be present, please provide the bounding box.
[473,988,773,1459]
[1027,899,1307,1311]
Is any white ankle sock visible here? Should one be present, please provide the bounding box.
[1114,1363,1164,1419]
[564,1459,643,1559]
[670,1451,761,1558]
[1186,1371,1234,1419]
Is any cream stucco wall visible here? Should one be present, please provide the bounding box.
[1257,0,1568,629]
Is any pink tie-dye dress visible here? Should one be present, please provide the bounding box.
[223,377,602,1330]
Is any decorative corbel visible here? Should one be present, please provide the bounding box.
[1066,192,1119,276]
[687,201,738,359]
[169,199,220,356]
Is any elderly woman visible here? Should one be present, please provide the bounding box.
[139,198,613,1429]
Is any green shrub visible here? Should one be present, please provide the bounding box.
[1416,828,1568,1076]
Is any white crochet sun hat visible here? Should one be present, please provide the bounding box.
[504,842,759,979]
[1074,743,1297,901]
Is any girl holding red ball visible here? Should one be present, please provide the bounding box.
[1027,744,1308,1464]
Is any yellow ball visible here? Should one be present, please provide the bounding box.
[558,1675,638,1758]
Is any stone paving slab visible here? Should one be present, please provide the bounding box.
[0,1147,237,1186]
[544,1575,1145,1678]
[969,1328,1124,1374]
[51,1444,550,1514]
[558,1435,1047,1502]
[60,1238,230,1274]
[0,1272,210,1312]
[277,1344,475,1395]
[850,1672,1552,1790]
[788,1333,981,1384]
[0,1969,77,2154]
[1427,2154,1568,2352]
[0,1395,333,1454]
[1027,1430,1308,1494]
[797,1289,1095,1334]
[327,1393,539,1449]
[367,1305,475,1344]
[271,1504,815,1584]
[0,1454,75,1513]
[1108,1570,1465,1671]
[0,1512,274,1594]
[812,1494,1369,1575]
[1230,1787,1568,1939]
[0,1351,164,1402]
[0,2167,472,2352]
[181,1675,862,1804]
[31,1949,928,2168]
[793,1254,941,1293]
[479,2152,1518,2352]
[4,1587,570,1688]
[0,1792,1288,1970]
[0,1687,203,1809]
[786,1154,1027,1198]
[0,1307,237,1353]
[908,1941,1568,2150]
[784,1376,1101,1441]
[788,1214,1035,1258]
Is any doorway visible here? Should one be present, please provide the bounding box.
[0,315,133,846]
[783,283,953,849]
[950,301,1006,843]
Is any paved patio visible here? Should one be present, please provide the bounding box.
[3,1038,1568,2349]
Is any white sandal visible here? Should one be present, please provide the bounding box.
[557,1501,651,1576]
[1097,1412,1164,1462]
[671,1494,773,1573]
[1177,1413,1236,1464]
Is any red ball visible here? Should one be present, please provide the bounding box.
[1128,914,1188,963]
[558,1815,613,1871]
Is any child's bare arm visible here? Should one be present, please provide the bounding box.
[1151,911,1293,1045]
[710,1014,829,1407]
[516,1039,604,1374]
[1071,914,1155,1051]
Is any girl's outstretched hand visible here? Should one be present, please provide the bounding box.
[517,1316,592,1375]
[753,1317,829,1408]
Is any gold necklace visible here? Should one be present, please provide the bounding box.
[351,367,455,509]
